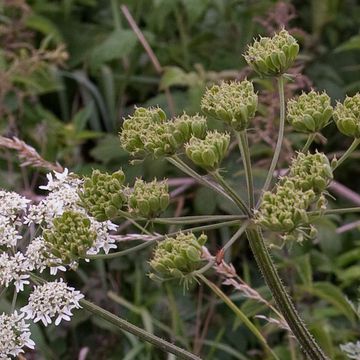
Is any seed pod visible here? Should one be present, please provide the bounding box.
[79,169,126,222]
[334,93,360,138]
[171,113,208,143]
[150,232,207,281]
[201,80,258,131]
[287,90,333,133]
[128,179,170,219]
[244,29,299,77]
[43,211,97,265]
[185,131,230,171]
[289,151,333,193]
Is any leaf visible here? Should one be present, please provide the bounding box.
[194,187,217,215]
[315,217,342,257]
[160,66,199,90]
[294,254,313,286]
[72,104,94,132]
[335,35,360,53]
[336,248,360,268]
[25,15,63,44]
[90,30,137,70]
[90,135,128,164]
[300,282,356,323]
[337,265,360,286]
[182,0,209,24]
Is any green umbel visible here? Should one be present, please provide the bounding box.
[334,93,360,138]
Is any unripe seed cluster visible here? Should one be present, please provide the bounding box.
[287,90,333,133]
[334,93,360,138]
[150,232,207,280]
[201,80,258,131]
[79,169,126,222]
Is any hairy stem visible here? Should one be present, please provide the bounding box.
[211,170,251,216]
[258,76,286,205]
[198,274,279,360]
[309,206,360,216]
[246,227,328,360]
[236,131,255,209]
[333,138,360,170]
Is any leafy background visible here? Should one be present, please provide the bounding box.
[1,0,360,359]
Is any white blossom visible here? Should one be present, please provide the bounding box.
[0,190,29,220]
[0,252,30,292]
[0,216,22,248]
[340,341,360,359]
[25,236,66,275]
[0,311,35,359]
[87,220,118,255]
[21,279,84,326]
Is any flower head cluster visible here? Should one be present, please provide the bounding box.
[185,131,230,171]
[128,179,170,218]
[150,232,207,283]
[21,279,84,326]
[0,311,34,359]
[120,107,208,158]
[79,169,126,222]
[334,93,360,138]
[43,211,97,265]
[244,29,299,77]
[0,252,30,292]
[289,152,333,193]
[287,90,333,133]
[201,80,258,131]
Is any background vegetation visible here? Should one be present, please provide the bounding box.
[1,0,360,358]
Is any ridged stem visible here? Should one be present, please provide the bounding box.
[301,133,316,153]
[333,138,360,170]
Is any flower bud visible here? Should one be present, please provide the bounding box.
[120,107,178,158]
[256,179,316,234]
[43,211,97,265]
[244,29,299,77]
[287,90,333,133]
[201,80,258,131]
[79,169,126,221]
[185,131,230,171]
[128,179,170,218]
[289,152,333,193]
[334,93,360,138]
[150,232,207,281]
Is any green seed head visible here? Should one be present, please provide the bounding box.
[185,131,230,171]
[287,90,333,133]
[128,179,170,218]
[43,211,97,265]
[289,151,333,193]
[79,169,126,222]
[150,232,207,281]
[256,179,316,234]
[244,29,299,77]
[201,80,258,131]
[171,113,208,143]
[334,93,360,138]
[120,106,178,158]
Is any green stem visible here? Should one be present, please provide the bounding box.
[333,138,360,170]
[11,289,17,312]
[222,220,250,253]
[198,274,279,360]
[152,214,246,225]
[246,227,328,360]
[86,220,242,260]
[236,131,255,209]
[211,170,251,216]
[301,133,316,153]
[167,155,236,206]
[258,76,286,205]
[83,299,202,359]
[309,207,360,217]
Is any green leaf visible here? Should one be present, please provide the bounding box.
[335,35,360,52]
[300,282,355,323]
[194,187,217,215]
[25,15,63,44]
[294,254,313,286]
[72,104,94,132]
[160,66,199,90]
[90,30,137,70]
[337,265,360,286]
[315,217,342,257]
[90,135,128,164]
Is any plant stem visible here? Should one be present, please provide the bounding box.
[167,155,236,206]
[222,220,250,253]
[246,227,328,360]
[236,131,255,209]
[211,170,251,216]
[333,138,360,170]
[86,220,242,260]
[11,289,17,312]
[308,207,360,216]
[301,133,316,153]
[83,299,203,359]
[198,274,279,360]
[258,76,286,205]
[152,214,246,225]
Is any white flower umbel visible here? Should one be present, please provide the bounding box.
[21,279,84,326]
[25,237,66,275]
[0,216,22,248]
[0,252,30,292]
[0,190,30,220]
[0,311,35,359]
[87,220,118,255]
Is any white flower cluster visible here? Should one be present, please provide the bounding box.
[0,311,35,359]
[0,168,118,357]
[21,279,84,326]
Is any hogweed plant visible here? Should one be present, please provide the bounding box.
[1,29,360,359]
